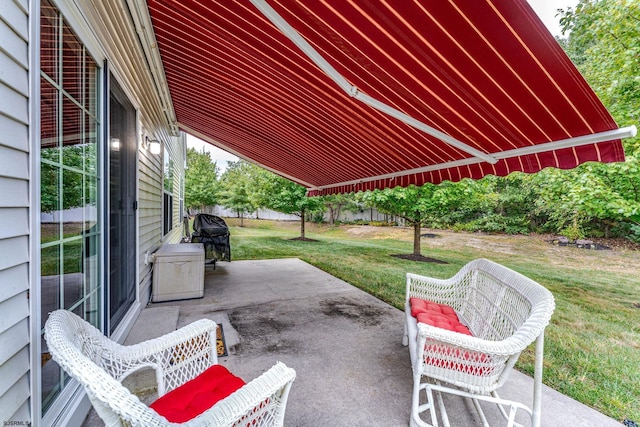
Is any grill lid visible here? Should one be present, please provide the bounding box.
[193,214,230,238]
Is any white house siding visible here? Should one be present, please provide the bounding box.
[0,0,188,425]
[0,0,31,424]
[137,133,187,304]
[138,148,164,303]
[0,0,186,422]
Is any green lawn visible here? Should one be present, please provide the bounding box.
[223,218,640,422]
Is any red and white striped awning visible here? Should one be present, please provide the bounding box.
[146,0,635,195]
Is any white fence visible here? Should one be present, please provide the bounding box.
[189,206,400,224]
[41,206,97,223]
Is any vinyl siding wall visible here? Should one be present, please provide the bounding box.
[0,0,184,424]
[0,0,31,424]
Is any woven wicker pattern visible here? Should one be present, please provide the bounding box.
[403,259,555,427]
[44,310,296,426]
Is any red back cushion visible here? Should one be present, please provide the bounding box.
[410,298,471,335]
[150,365,245,423]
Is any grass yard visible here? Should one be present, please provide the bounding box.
[221,218,640,423]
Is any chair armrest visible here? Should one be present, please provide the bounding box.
[416,322,530,357]
[100,319,217,394]
[193,362,297,427]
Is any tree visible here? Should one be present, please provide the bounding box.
[41,146,87,213]
[361,185,437,256]
[244,165,279,219]
[261,174,323,240]
[531,163,640,238]
[219,160,255,226]
[427,179,494,228]
[559,0,640,144]
[185,148,220,213]
[550,0,640,239]
[426,176,538,235]
[322,194,360,225]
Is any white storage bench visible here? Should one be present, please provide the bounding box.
[152,243,205,302]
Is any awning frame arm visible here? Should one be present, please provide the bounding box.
[250,0,498,165]
[310,125,637,191]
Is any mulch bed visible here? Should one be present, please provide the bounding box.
[289,237,319,242]
[391,254,448,264]
[216,324,228,357]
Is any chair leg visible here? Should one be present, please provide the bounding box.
[471,397,490,427]
[434,385,450,427]
[403,319,409,346]
[490,391,527,427]
[411,376,438,427]
[423,383,532,427]
[532,332,546,427]
[411,374,424,427]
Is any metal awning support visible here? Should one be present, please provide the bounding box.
[250,0,499,165]
[494,125,636,159]
[311,125,637,192]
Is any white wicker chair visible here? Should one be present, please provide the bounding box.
[44,309,296,426]
[403,259,555,427]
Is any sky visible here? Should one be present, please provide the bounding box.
[186,0,579,170]
[527,0,579,37]
[186,133,240,172]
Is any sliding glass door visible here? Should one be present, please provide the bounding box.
[108,76,137,332]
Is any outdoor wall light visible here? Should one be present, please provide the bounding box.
[110,138,120,151]
[143,136,162,155]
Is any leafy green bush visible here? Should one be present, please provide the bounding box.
[559,224,585,242]
[369,220,395,227]
[310,211,325,224]
[451,223,466,233]
[629,224,640,243]
[464,214,530,234]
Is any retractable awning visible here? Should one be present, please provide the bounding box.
[145,0,635,195]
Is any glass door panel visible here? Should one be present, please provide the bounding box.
[108,76,136,332]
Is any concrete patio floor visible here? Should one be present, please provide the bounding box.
[84,258,621,426]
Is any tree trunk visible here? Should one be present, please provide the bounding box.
[300,208,306,239]
[413,220,421,256]
[329,205,335,226]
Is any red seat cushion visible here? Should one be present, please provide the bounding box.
[410,298,490,374]
[150,365,245,423]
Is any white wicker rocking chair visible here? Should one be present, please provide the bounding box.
[403,259,555,427]
[44,309,296,426]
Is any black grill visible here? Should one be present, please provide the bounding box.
[190,214,230,267]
